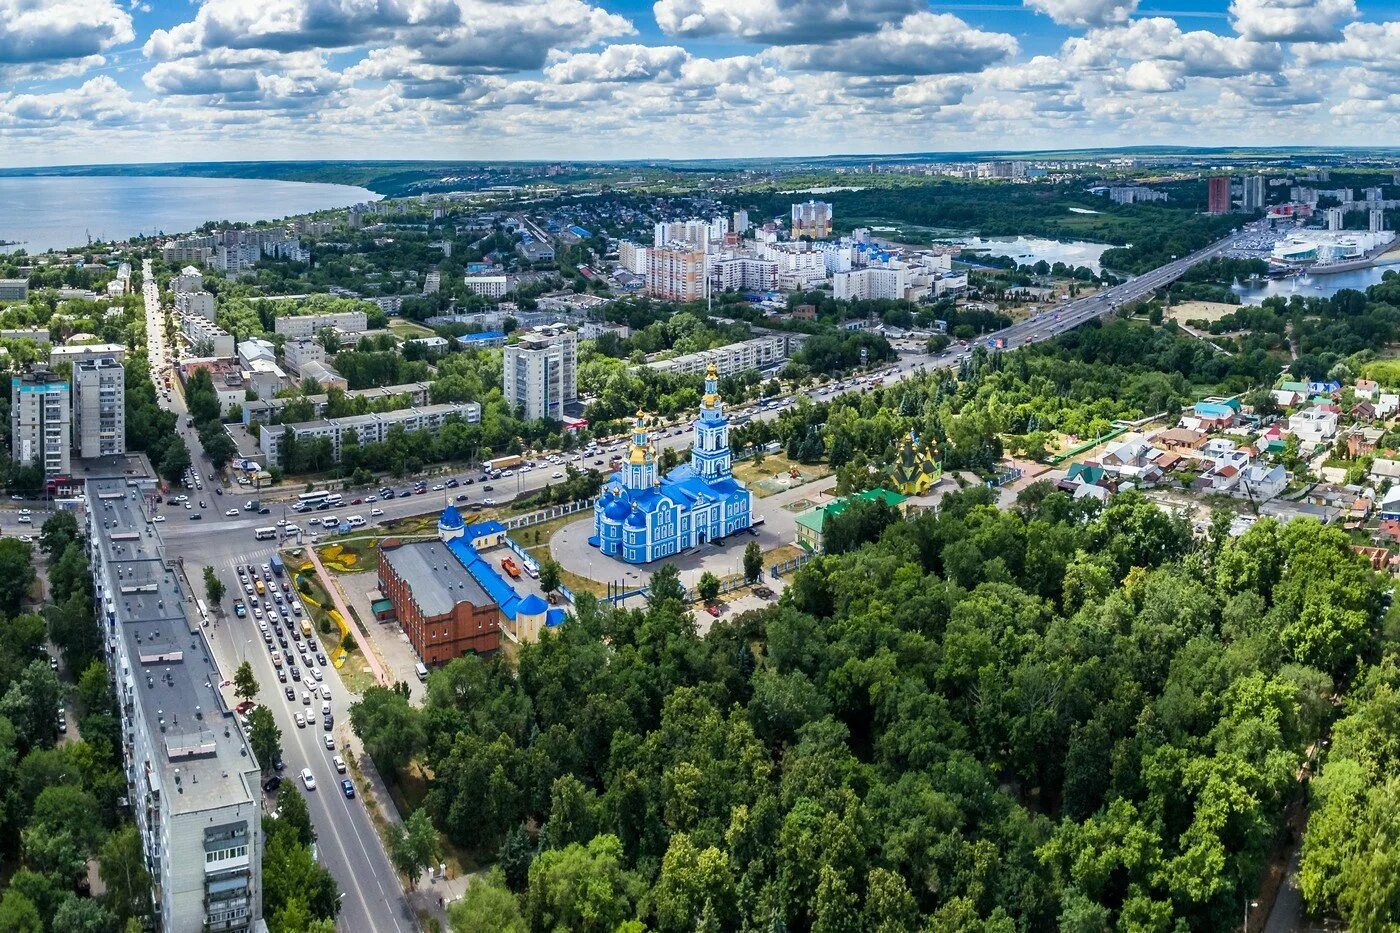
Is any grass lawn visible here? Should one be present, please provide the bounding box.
[387,318,435,338]
[315,537,381,574]
[734,454,833,498]
[295,566,379,694]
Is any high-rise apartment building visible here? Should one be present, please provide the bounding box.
[652,220,710,251]
[1242,176,1266,211]
[647,245,708,302]
[73,357,126,459]
[790,200,833,239]
[732,210,750,235]
[1207,176,1231,214]
[503,324,577,421]
[11,368,70,475]
[618,240,649,275]
[87,478,263,933]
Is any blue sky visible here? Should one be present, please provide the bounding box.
[1,0,1398,166]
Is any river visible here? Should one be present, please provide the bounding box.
[0,175,380,253]
[947,234,1113,273]
[1232,258,1400,305]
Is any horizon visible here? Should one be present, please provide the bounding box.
[3,0,1400,166]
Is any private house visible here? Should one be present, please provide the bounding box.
[1289,407,1340,447]
[1238,463,1287,501]
[1256,424,1287,455]
[1354,378,1380,400]
[1188,399,1241,431]
[1378,394,1399,419]
[1381,486,1400,523]
[1352,401,1377,422]
[1272,381,1310,407]
[1195,448,1252,493]
[1346,425,1385,458]
[1099,436,1165,484]
[1156,427,1207,451]
[794,488,908,554]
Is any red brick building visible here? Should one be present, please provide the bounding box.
[378,539,500,665]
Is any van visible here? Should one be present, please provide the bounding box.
[415,662,429,682]
[347,515,366,528]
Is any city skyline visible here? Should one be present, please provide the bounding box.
[2,0,1399,167]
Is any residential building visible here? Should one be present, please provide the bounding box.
[1207,176,1231,214]
[646,245,708,302]
[1242,175,1266,211]
[653,220,711,250]
[50,342,127,366]
[73,357,125,458]
[791,200,833,239]
[1,327,49,343]
[833,262,909,301]
[409,336,449,354]
[181,315,236,358]
[0,278,30,301]
[456,331,507,351]
[503,324,577,421]
[86,478,263,933]
[11,368,70,474]
[258,402,480,464]
[617,240,649,275]
[644,333,805,378]
[237,339,276,369]
[795,488,907,554]
[174,289,216,320]
[423,271,441,295]
[281,338,327,376]
[1104,187,1167,204]
[1289,407,1340,446]
[592,370,753,563]
[464,275,510,299]
[732,209,750,234]
[712,256,778,292]
[170,266,204,294]
[297,360,347,391]
[1238,463,1287,501]
[272,310,368,339]
[242,359,286,401]
[241,382,431,425]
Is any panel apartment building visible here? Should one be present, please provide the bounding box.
[272,310,368,339]
[259,402,481,465]
[644,333,806,378]
[73,357,126,458]
[11,368,71,475]
[87,478,262,932]
[503,324,578,421]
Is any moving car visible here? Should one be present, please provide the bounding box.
[301,768,316,790]
[340,779,355,799]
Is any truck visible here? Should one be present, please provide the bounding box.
[270,553,285,577]
[486,455,524,473]
[300,618,313,638]
[501,557,522,579]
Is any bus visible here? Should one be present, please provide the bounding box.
[254,527,277,541]
[195,598,209,623]
[298,491,330,507]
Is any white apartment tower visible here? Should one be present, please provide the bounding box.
[73,357,126,459]
[503,324,578,421]
[11,368,70,475]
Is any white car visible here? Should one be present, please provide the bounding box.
[225,508,239,517]
[310,668,323,682]
[551,471,563,479]
[370,508,384,517]
[320,684,331,700]
[152,515,166,523]
[333,755,346,773]
[300,768,316,790]
[323,734,335,750]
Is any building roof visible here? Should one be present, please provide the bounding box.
[517,593,548,616]
[796,487,908,534]
[439,505,464,530]
[382,540,492,617]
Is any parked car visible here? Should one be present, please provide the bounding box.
[341,779,355,799]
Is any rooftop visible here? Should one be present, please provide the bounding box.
[381,540,492,617]
[86,477,260,815]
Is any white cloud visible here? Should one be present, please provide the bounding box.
[775,12,1017,76]
[1062,17,1282,79]
[653,0,921,44]
[1024,0,1137,28]
[545,45,690,84]
[1229,0,1356,42]
[0,75,142,127]
[890,76,973,108]
[0,0,133,66]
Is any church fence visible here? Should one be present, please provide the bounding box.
[503,497,596,530]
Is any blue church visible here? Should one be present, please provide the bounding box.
[591,364,754,563]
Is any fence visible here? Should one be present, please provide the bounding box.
[769,552,815,579]
[683,569,758,604]
[504,497,596,531]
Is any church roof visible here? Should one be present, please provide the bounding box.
[517,593,548,616]
[438,504,465,529]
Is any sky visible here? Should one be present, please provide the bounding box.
[1,0,1399,167]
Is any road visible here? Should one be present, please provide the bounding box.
[130,229,1250,930]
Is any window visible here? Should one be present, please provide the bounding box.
[206,844,248,863]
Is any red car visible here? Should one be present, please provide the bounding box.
[351,498,362,504]
[235,700,256,715]
[705,604,721,618]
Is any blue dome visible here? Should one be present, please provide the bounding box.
[517,593,548,616]
[438,505,464,529]
[625,508,647,529]
[605,498,630,521]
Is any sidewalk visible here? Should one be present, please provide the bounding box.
[305,545,391,689]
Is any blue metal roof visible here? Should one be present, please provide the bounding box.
[458,330,505,343]
[446,537,522,619]
[546,608,568,627]
[464,520,505,538]
[518,594,548,615]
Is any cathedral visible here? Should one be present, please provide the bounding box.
[591,364,754,563]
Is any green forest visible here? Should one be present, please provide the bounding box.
[351,487,1393,933]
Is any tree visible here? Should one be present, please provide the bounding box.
[349,686,425,775]
[448,871,526,933]
[0,660,60,749]
[0,890,41,933]
[497,824,535,892]
[159,439,192,485]
[538,559,561,594]
[99,825,153,926]
[743,541,763,584]
[23,785,104,884]
[47,540,89,604]
[52,896,116,933]
[275,782,316,848]
[697,571,720,604]
[648,563,684,606]
[248,706,282,774]
[526,835,636,933]
[38,510,80,557]
[0,537,35,616]
[204,566,226,606]
[202,431,237,470]
[234,661,259,702]
[341,631,358,654]
[387,808,439,890]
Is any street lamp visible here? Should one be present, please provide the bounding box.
[1243,898,1258,932]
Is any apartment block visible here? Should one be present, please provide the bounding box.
[833,263,909,301]
[181,314,236,358]
[73,357,126,458]
[712,257,779,292]
[617,240,648,275]
[87,478,263,933]
[258,402,481,465]
[50,342,127,366]
[11,368,70,475]
[645,333,805,378]
[790,200,833,239]
[241,382,432,425]
[646,245,708,302]
[463,275,509,299]
[281,338,327,376]
[0,278,30,301]
[272,310,368,339]
[174,290,216,320]
[170,266,205,294]
[503,324,577,421]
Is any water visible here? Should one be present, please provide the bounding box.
[948,234,1112,273]
[1232,259,1400,306]
[0,175,380,253]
